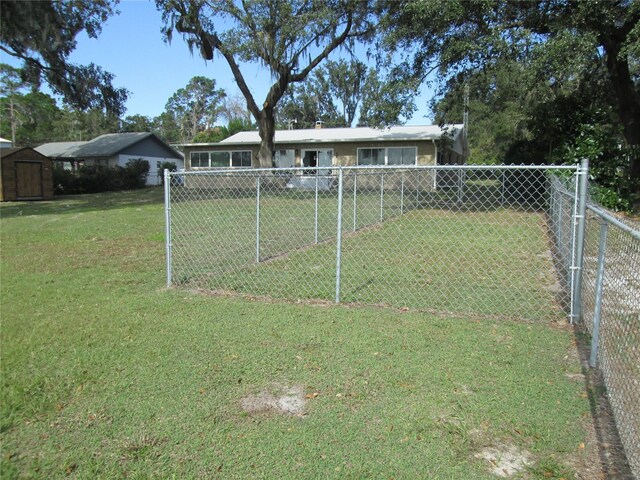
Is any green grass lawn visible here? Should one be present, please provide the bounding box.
[1,188,595,478]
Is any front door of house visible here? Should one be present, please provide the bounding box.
[302,149,332,174]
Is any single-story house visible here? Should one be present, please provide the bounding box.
[1,147,54,201]
[36,132,184,186]
[181,124,468,172]
[179,124,467,191]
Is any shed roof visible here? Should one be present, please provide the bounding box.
[36,133,182,159]
[0,146,50,160]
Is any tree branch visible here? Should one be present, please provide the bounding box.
[204,32,262,119]
[291,13,354,82]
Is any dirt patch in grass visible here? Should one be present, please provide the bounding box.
[474,445,532,477]
[241,384,307,416]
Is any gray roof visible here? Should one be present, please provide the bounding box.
[182,124,465,147]
[35,141,87,158]
[72,132,153,157]
[36,132,182,159]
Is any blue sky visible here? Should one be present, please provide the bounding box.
[2,0,435,125]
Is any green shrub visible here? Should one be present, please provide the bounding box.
[158,161,177,185]
[52,168,80,195]
[52,159,150,195]
[122,158,150,189]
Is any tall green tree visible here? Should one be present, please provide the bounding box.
[121,114,155,133]
[357,68,418,127]
[0,64,27,144]
[325,59,367,127]
[383,0,640,207]
[156,0,374,166]
[164,76,226,142]
[277,71,343,128]
[0,0,128,116]
[5,91,61,146]
[277,58,416,128]
[153,111,182,144]
[49,107,119,142]
[432,61,531,164]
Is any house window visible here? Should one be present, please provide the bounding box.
[274,149,295,168]
[387,147,417,165]
[231,151,252,167]
[210,151,229,168]
[190,152,209,168]
[190,150,253,168]
[357,148,385,166]
[357,147,417,166]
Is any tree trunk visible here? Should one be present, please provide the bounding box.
[602,36,640,209]
[256,109,275,168]
[9,99,17,145]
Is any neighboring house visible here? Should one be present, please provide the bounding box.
[181,125,468,173]
[0,137,13,149]
[1,147,54,201]
[36,133,184,186]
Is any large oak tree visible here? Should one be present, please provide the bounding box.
[0,0,128,116]
[156,0,374,167]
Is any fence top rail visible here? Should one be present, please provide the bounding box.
[586,204,640,240]
[170,164,579,176]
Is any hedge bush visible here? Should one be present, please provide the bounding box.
[54,159,150,195]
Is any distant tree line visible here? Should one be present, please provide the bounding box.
[0,65,255,146]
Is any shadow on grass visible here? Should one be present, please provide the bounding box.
[572,326,634,479]
[0,187,165,219]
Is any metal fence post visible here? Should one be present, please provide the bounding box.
[164,169,172,288]
[380,173,384,222]
[500,169,505,206]
[335,167,344,303]
[458,168,464,204]
[314,171,319,244]
[400,172,405,214]
[589,218,609,368]
[256,175,261,263]
[571,159,589,323]
[352,171,357,232]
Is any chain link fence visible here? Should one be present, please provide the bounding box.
[548,173,640,477]
[580,205,639,477]
[165,165,581,320]
[165,163,639,476]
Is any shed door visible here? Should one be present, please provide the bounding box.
[15,162,43,198]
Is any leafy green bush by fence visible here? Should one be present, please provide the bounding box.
[53,159,150,195]
[158,161,177,186]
